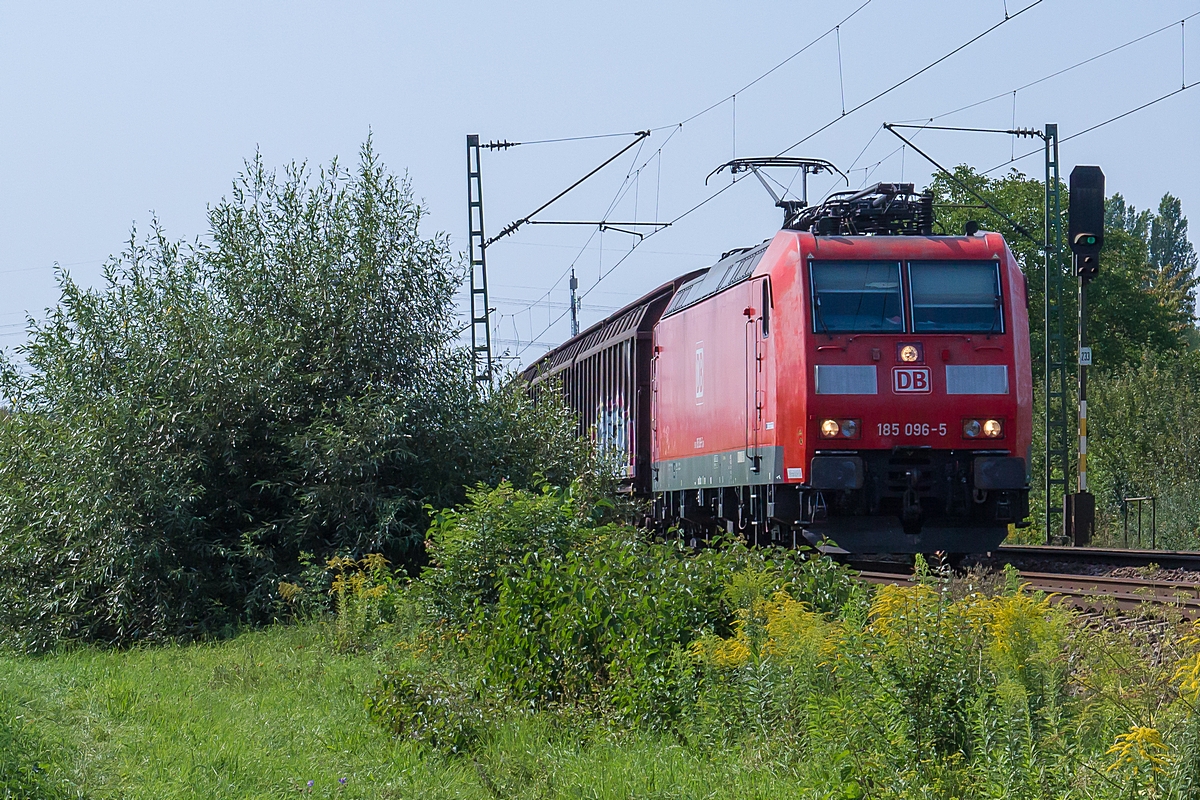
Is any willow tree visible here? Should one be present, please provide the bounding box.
[0,141,580,649]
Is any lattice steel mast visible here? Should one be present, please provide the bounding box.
[466,135,493,388]
[1043,124,1070,543]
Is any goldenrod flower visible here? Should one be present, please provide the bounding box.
[1106,725,1169,775]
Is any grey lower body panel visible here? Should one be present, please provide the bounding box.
[653,446,785,492]
[652,447,1027,555]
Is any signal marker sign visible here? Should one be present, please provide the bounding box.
[892,367,931,394]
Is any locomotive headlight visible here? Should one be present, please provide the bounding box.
[820,419,861,439]
[962,419,982,438]
[896,343,924,363]
[982,419,1004,438]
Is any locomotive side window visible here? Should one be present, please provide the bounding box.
[809,260,904,333]
[761,279,771,338]
[908,261,1003,333]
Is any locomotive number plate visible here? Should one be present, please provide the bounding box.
[877,423,948,437]
[892,367,931,393]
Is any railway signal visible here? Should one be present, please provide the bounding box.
[1069,166,1105,283]
[1066,165,1105,546]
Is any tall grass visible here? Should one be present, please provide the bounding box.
[0,623,857,798]
[10,482,1200,798]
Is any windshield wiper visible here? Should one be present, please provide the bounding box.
[814,295,831,333]
[986,295,1002,336]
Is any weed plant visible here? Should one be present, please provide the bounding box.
[368,484,1200,798]
[12,482,1200,797]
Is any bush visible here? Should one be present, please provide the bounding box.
[365,669,491,755]
[422,481,587,627]
[0,142,582,650]
[1090,350,1200,547]
[479,528,737,719]
[684,568,1077,791]
[358,479,1200,793]
[426,482,864,725]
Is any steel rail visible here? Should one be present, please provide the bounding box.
[995,544,1200,571]
[856,569,1200,619]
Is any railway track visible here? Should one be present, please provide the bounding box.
[993,544,1200,572]
[848,545,1200,578]
[857,568,1200,619]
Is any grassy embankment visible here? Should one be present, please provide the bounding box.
[0,623,819,799]
[7,481,1200,800]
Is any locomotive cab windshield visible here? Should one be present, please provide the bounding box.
[810,260,903,332]
[909,260,1003,333]
[811,259,1004,334]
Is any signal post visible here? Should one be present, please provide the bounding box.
[1066,166,1104,545]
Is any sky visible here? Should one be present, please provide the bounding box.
[1,1,1198,367]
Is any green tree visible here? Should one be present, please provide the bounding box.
[1089,350,1200,546]
[0,141,582,649]
[1149,194,1198,321]
[929,166,1188,372]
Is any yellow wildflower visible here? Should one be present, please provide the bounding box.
[1106,725,1169,775]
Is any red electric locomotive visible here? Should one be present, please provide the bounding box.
[526,179,1032,554]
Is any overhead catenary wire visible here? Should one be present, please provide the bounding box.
[876,73,1200,242]
[503,0,879,315]
[513,3,1049,357]
[476,132,651,335]
[606,2,1195,280]
[982,79,1200,176]
[837,26,847,116]
[0,258,108,276]
[582,3,1038,285]
[650,0,877,133]
[486,131,650,246]
[512,0,1194,360]
[829,9,1200,222]
[776,0,1046,157]
[1011,91,1017,160]
[844,125,885,174]
[503,135,651,319]
[514,172,752,357]
[848,142,910,189]
[897,11,1200,126]
[820,119,934,202]
[883,123,1039,243]
[489,2,892,354]
[484,0,878,154]
[494,131,648,147]
[516,0,1198,364]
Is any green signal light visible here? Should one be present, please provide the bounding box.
[1086,235,1096,245]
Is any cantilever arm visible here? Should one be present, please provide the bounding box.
[882,124,1038,245]
[485,131,650,247]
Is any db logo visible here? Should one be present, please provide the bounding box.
[892,367,932,393]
